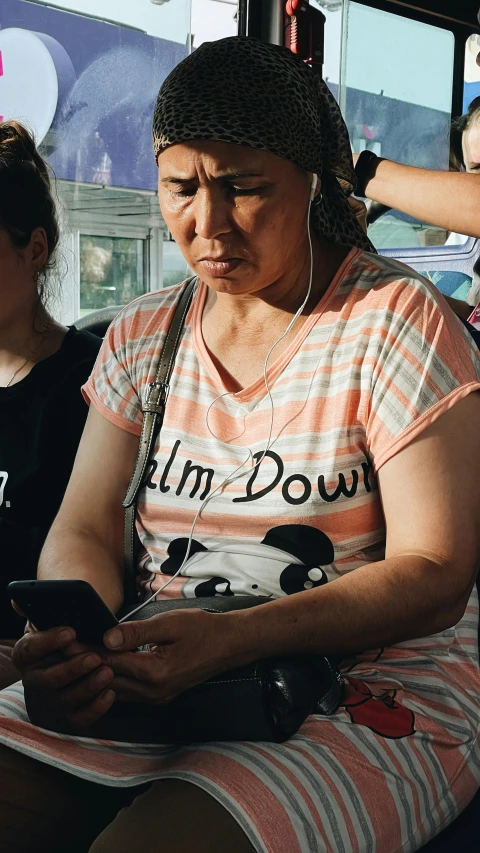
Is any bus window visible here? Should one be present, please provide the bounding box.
[341,2,455,251]
[192,0,237,47]
[310,1,343,94]
[79,235,149,317]
[0,0,193,323]
[163,235,191,289]
[464,34,480,113]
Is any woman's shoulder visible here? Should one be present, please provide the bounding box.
[334,250,480,374]
[340,250,449,313]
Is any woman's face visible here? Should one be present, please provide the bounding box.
[462,120,480,173]
[158,140,314,296]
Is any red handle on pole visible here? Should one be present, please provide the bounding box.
[285,0,326,71]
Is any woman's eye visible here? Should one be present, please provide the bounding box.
[171,187,196,197]
[167,184,264,197]
[230,186,262,196]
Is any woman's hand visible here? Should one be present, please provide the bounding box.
[103,609,248,705]
[12,627,116,733]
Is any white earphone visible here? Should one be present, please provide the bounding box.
[310,172,318,202]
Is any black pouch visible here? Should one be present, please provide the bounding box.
[98,596,343,744]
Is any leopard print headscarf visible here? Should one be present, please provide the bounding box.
[153,36,373,252]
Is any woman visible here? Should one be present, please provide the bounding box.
[450,97,480,324]
[0,122,101,685]
[450,95,480,174]
[1,37,480,853]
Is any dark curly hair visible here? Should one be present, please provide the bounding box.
[450,96,480,171]
[0,120,59,302]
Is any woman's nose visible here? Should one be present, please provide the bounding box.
[194,189,232,239]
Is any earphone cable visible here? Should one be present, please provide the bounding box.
[120,174,317,623]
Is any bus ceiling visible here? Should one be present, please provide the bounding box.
[349,1,480,29]
[238,0,480,41]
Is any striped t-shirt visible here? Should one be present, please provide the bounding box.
[84,247,480,609]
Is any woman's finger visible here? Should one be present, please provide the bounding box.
[103,618,166,652]
[104,611,201,652]
[67,689,116,729]
[58,665,114,712]
[12,627,76,671]
[104,650,158,681]
[26,652,104,691]
[62,640,100,659]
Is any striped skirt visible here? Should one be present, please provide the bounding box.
[0,652,479,853]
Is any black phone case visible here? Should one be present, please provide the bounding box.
[7,580,118,645]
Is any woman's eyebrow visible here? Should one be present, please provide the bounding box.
[160,170,264,184]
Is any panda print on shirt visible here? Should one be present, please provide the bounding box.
[160,524,334,599]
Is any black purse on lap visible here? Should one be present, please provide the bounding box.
[109,279,343,743]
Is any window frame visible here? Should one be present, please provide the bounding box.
[60,217,163,324]
[339,1,478,261]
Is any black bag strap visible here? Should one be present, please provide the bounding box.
[122,277,197,602]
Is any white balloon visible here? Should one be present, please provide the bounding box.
[0,28,75,144]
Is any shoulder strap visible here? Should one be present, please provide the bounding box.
[122,277,197,601]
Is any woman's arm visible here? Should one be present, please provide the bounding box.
[355,154,480,240]
[444,296,473,320]
[10,407,139,734]
[38,406,139,613]
[99,391,480,706]
[230,391,480,660]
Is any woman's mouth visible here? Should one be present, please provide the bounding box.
[198,258,243,276]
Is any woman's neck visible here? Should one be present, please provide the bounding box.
[203,238,350,333]
[200,240,351,392]
[0,302,68,386]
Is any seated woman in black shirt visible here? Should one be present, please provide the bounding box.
[0,122,101,684]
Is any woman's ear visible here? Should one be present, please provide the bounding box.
[310,173,321,200]
[28,226,49,275]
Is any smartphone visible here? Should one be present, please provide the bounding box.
[8,579,118,646]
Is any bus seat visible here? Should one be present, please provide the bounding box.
[419,787,480,850]
[74,306,123,338]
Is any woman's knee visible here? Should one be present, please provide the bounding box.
[89,779,256,853]
[0,744,133,853]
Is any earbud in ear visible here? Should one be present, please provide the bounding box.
[310,173,318,202]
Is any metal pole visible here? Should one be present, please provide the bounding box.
[237,0,283,44]
[261,0,284,45]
